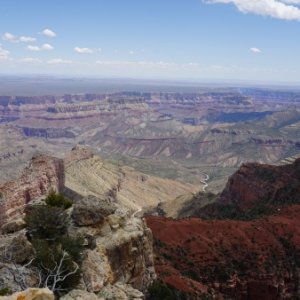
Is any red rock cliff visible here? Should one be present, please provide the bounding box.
[0,154,64,225]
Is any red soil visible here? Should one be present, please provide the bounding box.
[146,204,300,299]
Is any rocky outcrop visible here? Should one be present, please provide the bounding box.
[0,195,155,298]
[68,195,156,294]
[61,290,100,300]
[221,157,300,209]
[72,195,116,226]
[100,283,145,299]
[0,288,54,300]
[0,154,64,225]
[0,231,33,263]
[61,284,145,300]
[0,152,156,299]
[0,210,155,299]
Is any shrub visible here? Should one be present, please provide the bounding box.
[32,239,82,292]
[0,287,10,296]
[25,205,68,241]
[24,200,84,295]
[45,191,73,209]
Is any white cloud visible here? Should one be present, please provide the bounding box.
[42,43,54,50]
[0,45,10,60]
[2,32,18,42]
[41,29,56,37]
[2,32,36,43]
[27,45,40,51]
[95,60,177,67]
[74,46,94,54]
[20,57,42,63]
[27,43,54,51]
[47,58,72,64]
[206,0,300,20]
[129,50,135,55]
[250,47,261,53]
[19,36,36,43]
[281,0,300,4]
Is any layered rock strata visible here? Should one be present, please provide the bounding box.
[0,154,64,225]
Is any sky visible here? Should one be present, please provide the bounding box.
[0,0,300,84]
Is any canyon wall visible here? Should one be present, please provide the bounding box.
[0,154,64,225]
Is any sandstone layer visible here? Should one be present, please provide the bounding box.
[65,146,198,213]
[0,154,64,225]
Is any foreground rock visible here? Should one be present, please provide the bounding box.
[0,196,155,298]
[0,150,156,299]
[61,290,100,300]
[69,195,156,293]
[72,195,116,226]
[0,288,54,300]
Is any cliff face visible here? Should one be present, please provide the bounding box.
[0,154,64,225]
[146,158,300,299]
[0,152,156,299]
[194,158,300,220]
[68,195,156,296]
[220,158,300,209]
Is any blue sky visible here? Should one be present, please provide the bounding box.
[0,0,300,83]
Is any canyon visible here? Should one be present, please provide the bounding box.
[0,87,300,299]
[1,89,300,194]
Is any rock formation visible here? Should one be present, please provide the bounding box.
[0,288,54,300]
[65,146,197,212]
[146,158,300,299]
[72,196,156,294]
[0,154,64,225]
[196,157,300,220]
[0,151,156,299]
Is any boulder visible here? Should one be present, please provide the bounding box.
[0,263,39,293]
[82,250,112,292]
[0,219,26,235]
[99,283,144,300]
[0,232,33,264]
[0,288,54,300]
[72,195,116,226]
[60,289,100,300]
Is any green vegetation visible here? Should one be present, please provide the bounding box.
[0,287,10,296]
[44,191,73,209]
[25,205,68,240]
[24,192,84,295]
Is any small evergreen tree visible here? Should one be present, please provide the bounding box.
[23,196,84,295]
[45,191,73,209]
